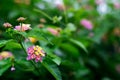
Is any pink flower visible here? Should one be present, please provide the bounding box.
[0,51,13,60]
[56,4,65,11]
[95,0,104,5]
[80,19,93,30]
[27,45,45,62]
[47,28,61,36]
[14,24,31,31]
[54,0,65,10]
[0,55,3,60]
[114,2,120,9]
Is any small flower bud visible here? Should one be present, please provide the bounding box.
[17,17,26,22]
[56,28,62,32]
[38,24,44,28]
[3,22,12,28]
[11,66,15,71]
[40,18,46,23]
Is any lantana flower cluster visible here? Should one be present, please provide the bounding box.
[80,19,93,30]
[27,45,45,62]
[0,51,13,60]
[47,27,61,36]
[14,24,31,32]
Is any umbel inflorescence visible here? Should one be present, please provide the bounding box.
[27,45,45,62]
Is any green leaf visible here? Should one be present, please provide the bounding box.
[18,32,28,38]
[53,16,62,23]
[60,43,80,57]
[48,54,61,65]
[0,59,11,76]
[42,58,62,80]
[0,40,13,48]
[69,39,88,53]
[27,28,42,39]
[4,41,21,50]
[28,28,53,45]
[75,69,90,78]
[66,23,76,32]
[15,59,34,71]
[64,23,76,35]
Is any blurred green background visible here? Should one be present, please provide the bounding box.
[0,0,120,80]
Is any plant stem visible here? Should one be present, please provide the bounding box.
[63,2,68,24]
[20,23,22,31]
[30,60,41,75]
[34,9,53,21]
[64,9,68,24]
[34,8,67,27]
[20,42,27,54]
[20,42,41,75]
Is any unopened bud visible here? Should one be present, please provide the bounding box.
[3,22,12,28]
[17,17,26,22]
[40,18,46,23]
[11,66,15,71]
[56,28,62,32]
[38,24,44,28]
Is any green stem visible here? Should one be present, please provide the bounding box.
[34,9,53,21]
[34,8,67,27]
[63,2,68,24]
[20,42,27,54]
[20,42,41,75]
[30,60,41,75]
[63,9,68,24]
[20,23,22,31]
